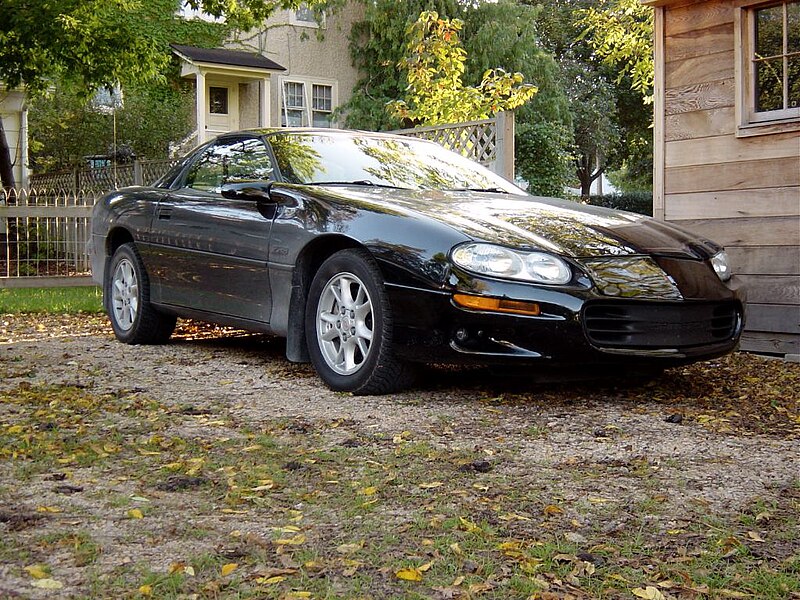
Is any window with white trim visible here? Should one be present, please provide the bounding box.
[281,80,336,128]
[312,84,333,127]
[282,81,305,127]
[738,0,800,130]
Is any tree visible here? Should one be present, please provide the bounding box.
[388,11,537,126]
[0,0,327,189]
[341,0,465,131]
[577,0,654,102]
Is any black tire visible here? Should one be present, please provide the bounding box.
[305,249,415,395]
[105,243,176,344]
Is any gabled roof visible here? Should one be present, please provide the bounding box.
[170,44,286,72]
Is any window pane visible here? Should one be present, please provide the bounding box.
[284,82,305,108]
[295,3,315,22]
[312,112,331,127]
[312,85,332,111]
[789,55,800,108]
[209,87,228,115]
[789,1,800,53]
[755,58,784,112]
[755,5,783,58]
[283,109,304,127]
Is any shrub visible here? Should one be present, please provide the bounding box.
[585,191,652,216]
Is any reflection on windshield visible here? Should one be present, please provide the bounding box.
[267,132,524,194]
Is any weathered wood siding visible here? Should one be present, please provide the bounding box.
[660,0,800,355]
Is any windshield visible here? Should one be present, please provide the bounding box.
[267,131,524,194]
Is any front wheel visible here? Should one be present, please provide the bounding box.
[106,243,176,344]
[305,249,415,395]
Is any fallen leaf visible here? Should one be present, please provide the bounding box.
[127,508,144,519]
[221,563,238,576]
[360,486,378,495]
[396,567,423,581]
[32,578,64,590]
[419,482,444,489]
[543,504,563,516]
[337,541,363,555]
[138,584,152,596]
[632,586,665,600]
[23,565,49,579]
[275,533,306,545]
[36,506,61,513]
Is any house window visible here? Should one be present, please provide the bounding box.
[290,3,324,28]
[312,84,333,127]
[209,87,229,115]
[738,0,800,132]
[281,79,337,128]
[282,81,306,127]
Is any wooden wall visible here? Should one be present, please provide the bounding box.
[658,0,800,356]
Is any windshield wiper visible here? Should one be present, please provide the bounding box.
[446,187,509,193]
[304,180,407,189]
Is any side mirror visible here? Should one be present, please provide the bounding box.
[221,181,274,202]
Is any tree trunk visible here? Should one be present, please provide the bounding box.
[0,116,17,192]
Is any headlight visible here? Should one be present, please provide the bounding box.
[451,243,572,284]
[710,250,731,282]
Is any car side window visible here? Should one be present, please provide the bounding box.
[184,138,274,193]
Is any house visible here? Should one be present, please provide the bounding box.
[0,84,29,189]
[173,3,363,147]
[646,0,800,357]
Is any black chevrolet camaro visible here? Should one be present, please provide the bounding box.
[89,128,745,394]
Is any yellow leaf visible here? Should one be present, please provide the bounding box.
[221,563,238,576]
[127,509,144,519]
[747,531,765,542]
[139,584,152,596]
[185,566,195,576]
[588,496,613,504]
[396,567,423,581]
[337,542,363,554]
[543,504,563,516]
[458,517,481,533]
[451,575,465,586]
[419,561,434,572]
[24,565,49,579]
[220,509,248,514]
[7,425,23,434]
[360,486,378,496]
[274,525,302,533]
[31,578,64,590]
[36,506,61,513]
[168,562,185,574]
[632,586,665,600]
[242,444,262,452]
[275,533,306,545]
[449,542,462,555]
[258,575,285,584]
[419,481,444,489]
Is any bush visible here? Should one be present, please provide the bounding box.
[585,191,652,216]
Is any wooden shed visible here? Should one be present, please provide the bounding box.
[646,0,800,357]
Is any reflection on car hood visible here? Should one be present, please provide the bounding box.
[314,187,720,260]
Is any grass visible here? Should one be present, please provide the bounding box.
[0,286,103,314]
[1,372,799,598]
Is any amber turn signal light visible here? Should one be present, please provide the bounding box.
[453,294,541,316]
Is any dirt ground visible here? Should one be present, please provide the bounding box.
[0,314,798,599]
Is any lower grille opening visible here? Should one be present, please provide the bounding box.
[583,301,740,349]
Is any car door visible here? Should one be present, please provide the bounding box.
[147,136,276,323]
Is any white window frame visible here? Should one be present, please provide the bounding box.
[735,0,800,136]
[280,77,338,128]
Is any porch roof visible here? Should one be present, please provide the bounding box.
[170,44,286,72]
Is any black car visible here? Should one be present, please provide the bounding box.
[89,128,745,394]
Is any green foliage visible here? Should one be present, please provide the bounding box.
[388,11,537,126]
[577,0,655,101]
[585,191,653,216]
[341,0,464,131]
[516,121,573,198]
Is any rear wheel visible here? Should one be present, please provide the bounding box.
[106,243,176,344]
[305,249,415,395]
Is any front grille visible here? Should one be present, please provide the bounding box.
[583,301,740,349]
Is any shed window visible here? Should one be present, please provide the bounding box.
[739,0,800,131]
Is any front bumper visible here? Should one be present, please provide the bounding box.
[386,274,746,368]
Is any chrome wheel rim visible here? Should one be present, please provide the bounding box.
[316,272,374,375]
[111,258,139,331]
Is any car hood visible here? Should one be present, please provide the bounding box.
[311,186,720,260]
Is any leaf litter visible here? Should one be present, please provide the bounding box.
[0,315,798,598]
